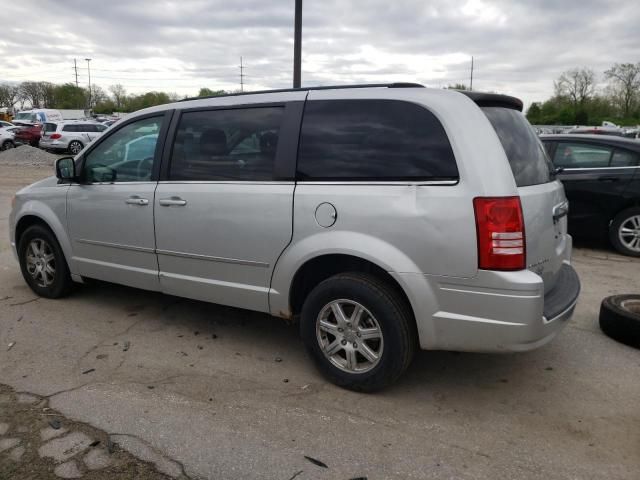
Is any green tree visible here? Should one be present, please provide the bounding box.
[526,102,542,124]
[198,88,227,97]
[52,83,87,109]
[109,84,127,111]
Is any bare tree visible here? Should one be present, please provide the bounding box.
[20,81,44,108]
[604,63,640,117]
[554,68,596,119]
[0,84,21,110]
[88,85,107,108]
[109,84,127,110]
[40,82,56,108]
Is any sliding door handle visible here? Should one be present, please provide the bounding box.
[159,197,187,207]
[125,196,149,206]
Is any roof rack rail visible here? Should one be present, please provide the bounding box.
[180,82,425,102]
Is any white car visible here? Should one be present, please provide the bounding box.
[0,129,16,150]
[0,120,15,129]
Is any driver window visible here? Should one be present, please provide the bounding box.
[83,116,162,183]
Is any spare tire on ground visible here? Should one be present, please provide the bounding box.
[599,295,640,348]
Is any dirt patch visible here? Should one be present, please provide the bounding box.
[0,384,178,479]
[0,145,63,167]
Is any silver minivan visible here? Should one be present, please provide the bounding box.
[40,120,108,154]
[9,84,580,391]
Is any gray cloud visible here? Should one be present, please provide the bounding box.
[1,0,638,106]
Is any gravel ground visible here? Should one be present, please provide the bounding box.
[0,145,64,167]
[0,384,177,479]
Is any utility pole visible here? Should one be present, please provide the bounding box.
[239,56,245,92]
[469,56,474,91]
[293,0,302,88]
[85,58,92,109]
[73,59,79,87]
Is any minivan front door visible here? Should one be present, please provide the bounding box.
[67,113,169,290]
[154,104,302,312]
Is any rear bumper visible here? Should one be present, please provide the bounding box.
[395,262,580,353]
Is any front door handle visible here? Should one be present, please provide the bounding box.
[125,196,149,206]
[159,197,187,207]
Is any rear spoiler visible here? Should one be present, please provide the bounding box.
[458,91,523,112]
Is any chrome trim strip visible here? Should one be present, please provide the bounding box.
[561,166,640,171]
[157,181,294,185]
[156,249,269,268]
[76,238,155,253]
[296,180,459,186]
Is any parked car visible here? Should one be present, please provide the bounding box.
[40,121,108,154]
[0,129,15,150]
[9,84,580,391]
[13,124,43,146]
[0,120,15,129]
[541,134,640,256]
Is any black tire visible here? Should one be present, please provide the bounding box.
[300,273,416,392]
[609,207,640,257]
[599,295,640,348]
[1,140,14,151]
[30,140,39,147]
[68,140,83,155]
[17,224,73,299]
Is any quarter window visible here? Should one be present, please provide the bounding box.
[169,107,284,181]
[82,116,162,183]
[553,143,613,169]
[610,149,639,167]
[297,100,458,181]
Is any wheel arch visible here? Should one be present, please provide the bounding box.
[14,210,74,272]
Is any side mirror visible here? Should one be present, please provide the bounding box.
[55,157,76,181]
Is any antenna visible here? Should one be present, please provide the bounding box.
[470,56,474,91]
[239,56,245,93]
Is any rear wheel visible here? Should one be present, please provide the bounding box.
[300,273,416,392]
[68,140,83,155]
[1,140,14,150]
[609,207,640,257]
[18,225,72,298]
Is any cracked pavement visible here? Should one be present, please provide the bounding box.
[1,165,639,479]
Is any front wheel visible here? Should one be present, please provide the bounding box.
[609,207,640,257]
[18,225,72,298]
[1,140,14,150]
[68,140,83,155]
[300,273,416,392]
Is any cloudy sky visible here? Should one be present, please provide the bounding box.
[1,0,638,107]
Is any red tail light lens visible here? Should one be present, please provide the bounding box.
[473,196,526,271]
[50,133,62,139]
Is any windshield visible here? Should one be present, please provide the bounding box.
[14,112,36,122]
[482,107,554,187]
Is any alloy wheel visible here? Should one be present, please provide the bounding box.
[25,238,56,287]
[316,299,384,373]
[618,215,640,253]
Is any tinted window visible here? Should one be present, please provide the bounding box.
[169,107,283,181]
[96,124,108,132]
[62,125,77,132]
[83,116,162,183]
[297,100,458,180]
[43,123,57,133]
[553,143,613,168]
[611,148,639,167]
[482,107,553,186]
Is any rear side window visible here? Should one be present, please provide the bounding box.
[43,123,57,133]
[169,107,283,181]
[62,125,76,132]
[482,107,553,186]
[553,143,613,169]
[297,100,458,181]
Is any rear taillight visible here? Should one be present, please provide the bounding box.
[50,133,62,139]
[473,196,526,271]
